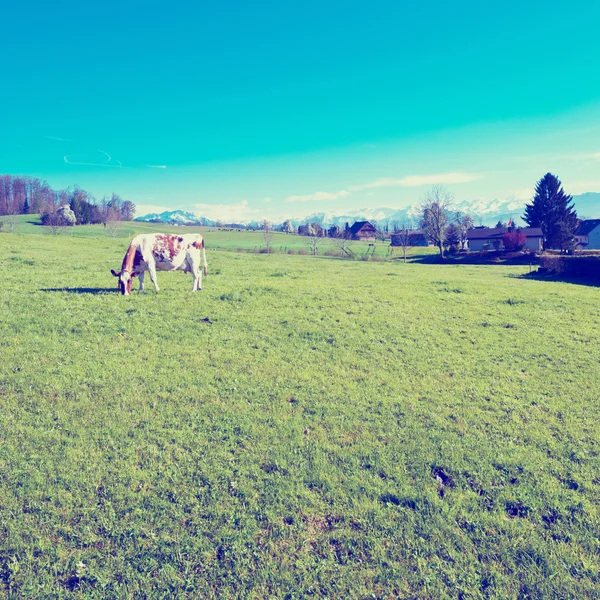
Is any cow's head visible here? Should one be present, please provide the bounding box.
[111,269,132,295]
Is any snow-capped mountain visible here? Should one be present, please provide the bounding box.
[136,210,216,226]
[289,208,400,229]
[135,193,600,229]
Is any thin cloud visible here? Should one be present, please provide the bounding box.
[284,190,350,203]
[563,180,600,194]
[135,204,173,216]
[549,152,600,161]
[349,172,482,191]
[63,149,165,169]
[98,149,112,163]
[64,155,122,168]
[284,172,481,204]
[513,188,534,201]
[192,200,262,222]
[46,135,72,142]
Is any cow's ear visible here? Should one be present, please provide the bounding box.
[111,269,120,277]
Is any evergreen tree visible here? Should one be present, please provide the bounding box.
[69,196,83,224]
[523,173,577,251]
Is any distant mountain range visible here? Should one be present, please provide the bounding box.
[135,193,600,229]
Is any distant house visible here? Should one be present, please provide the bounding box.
[349,221,377,240]
[575,219,600,249]
[467,227,543,252]
[390,230,429,247]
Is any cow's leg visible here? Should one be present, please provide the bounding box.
[138,271,145,291]
[189,255,202,291]
[147,262,160,291]
[194,268,203,291]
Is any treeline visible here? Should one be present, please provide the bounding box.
[0,174,135,224]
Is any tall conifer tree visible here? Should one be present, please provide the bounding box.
[523,173,578,251]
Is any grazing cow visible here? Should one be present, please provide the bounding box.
[111,233,208,295]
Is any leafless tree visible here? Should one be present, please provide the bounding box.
[306,229,321,256]
[455,211,474,250]
[99,195,111,227]
[394,220,413,263]
[371,220,389,242]
[420,185,453,258]
[332,233,353,258]
[106,210,123,238]
[45,212,67,236]
[262,219,274,251]
[4,210,18,233]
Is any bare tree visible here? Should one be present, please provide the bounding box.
[332,233,353,258]
[372,220,389,242]
[4,210,18,233]
[99,195,110,227]
[45,212,67,236]
[455,212,474,250]
[106,209,122,238]
[262,219,274,251]
[420,185,452,258]
[306,227,321,256]
[394,220,413,263]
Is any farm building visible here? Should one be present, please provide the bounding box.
[349,221,377,240]
[575,219,600,249]
[390,230,429,246]
[467,227,543,252]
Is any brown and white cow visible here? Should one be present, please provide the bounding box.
[111,233,208,295]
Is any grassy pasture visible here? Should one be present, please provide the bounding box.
[8,215,415,259]
[0,232,599,598]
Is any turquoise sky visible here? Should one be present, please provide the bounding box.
[2,0,599,220]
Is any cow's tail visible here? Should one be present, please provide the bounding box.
[202,238,208,276]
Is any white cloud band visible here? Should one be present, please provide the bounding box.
[284,172,481,203]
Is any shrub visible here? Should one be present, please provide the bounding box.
[540,255,600,280]
[502,232,526,252]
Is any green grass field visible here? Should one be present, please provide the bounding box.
[7,215,416,259]
[0,231,599,598]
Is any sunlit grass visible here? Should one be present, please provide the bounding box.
[10,214,422,260]
[0,233,599,597]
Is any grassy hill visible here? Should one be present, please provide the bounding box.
[6,214,420,259]
[0,231,598,597]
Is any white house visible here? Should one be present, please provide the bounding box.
[466,227,543,252]
[575,220,600,249]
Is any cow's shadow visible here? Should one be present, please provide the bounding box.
[41,287,116,294]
